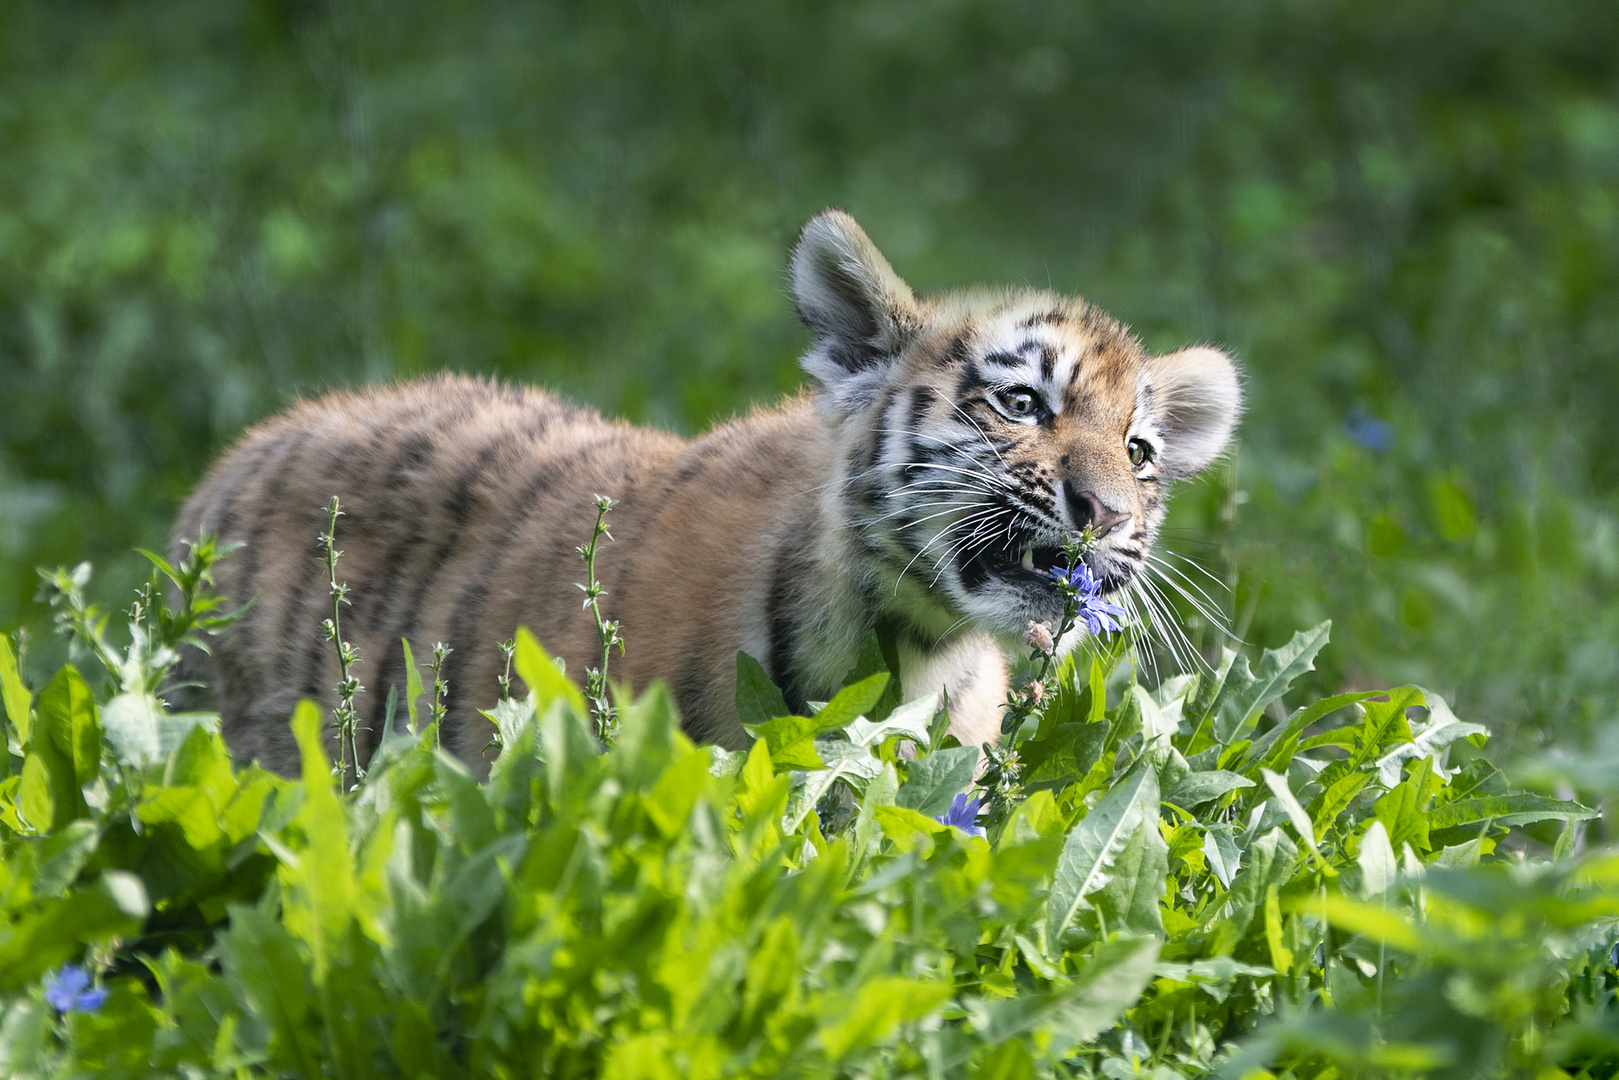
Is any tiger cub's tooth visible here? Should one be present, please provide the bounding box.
[1020,546,1035,572]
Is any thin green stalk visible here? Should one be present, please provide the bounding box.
[319,497,364,790]
[429,642,451,748]
[576,495,624,743]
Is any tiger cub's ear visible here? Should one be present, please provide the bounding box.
[791,208,920,413]
[1144,346,1243,479]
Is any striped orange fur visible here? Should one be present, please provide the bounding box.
[171,210,1240,775]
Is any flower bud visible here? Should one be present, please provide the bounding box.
[1027,680,1045,706]
[1024,620,1055,655]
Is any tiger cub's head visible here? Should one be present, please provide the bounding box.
[790,208,1241,647]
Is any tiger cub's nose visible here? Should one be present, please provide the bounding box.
[1063,482,1130,537]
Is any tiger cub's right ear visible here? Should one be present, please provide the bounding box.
[791,209,919,413]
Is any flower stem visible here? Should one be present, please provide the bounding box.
[320,497,364,791]
[576,495,623,743]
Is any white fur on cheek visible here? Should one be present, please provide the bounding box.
[1146,346,1243,478]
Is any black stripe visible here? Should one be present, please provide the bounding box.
[954,366,988,399]
[765,513,815,714]
[436,433,628,728]
[982,351,1022,368]
[863,384,899,473]
[1017,310,1066,329]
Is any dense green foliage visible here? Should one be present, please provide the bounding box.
[1,547,1615,1078]
[3,0,1619,753]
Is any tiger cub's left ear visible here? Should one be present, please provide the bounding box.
[1145,346,1243,479]
[791,208,920,413]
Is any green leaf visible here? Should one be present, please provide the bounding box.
[1243,691,1379,776]
[1373,756,1443,853]
[31,820,98,896]
[897,745,980,816]
[1165,769,1255,809]
[813,672,891,732]
[839,626,904,721]
[280,700,359,981]
[401,638,425,735]
[1264,884,1294,974]
[513,627,587,720]
[1213,622,1331,744]
[1428,793,1596,830]
[221,904,322,1079]
[1020,722,1107,788]
[735,650,791,726]
[0,872,147,991]
[1092,816,1168,935]
[0,634,31,756]
[1357,820,1397,898]
[819,977,952,1061]
[1262,767,1318,851]
[1047,760,1159,947]
[844,691,938,750]
[21,676,83,831]
[1209,827,1298,951]
[745,714,829,770]
[37,665,100,785]
[1202,826,1242,888]
[16,753,53,833]
[1310,770,1372,836]
[101,692,163,768]
[967,936,1160,1058]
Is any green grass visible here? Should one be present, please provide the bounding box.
[3,0,1619,758]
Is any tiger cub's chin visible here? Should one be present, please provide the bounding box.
[170,209,1241,776]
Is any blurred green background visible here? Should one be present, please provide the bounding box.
[2,0,1616,752]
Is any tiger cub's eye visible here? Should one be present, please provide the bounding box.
[1128,438,1153,468]
[996,387,1040,419]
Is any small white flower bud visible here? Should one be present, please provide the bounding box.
[1024,620,1055,655]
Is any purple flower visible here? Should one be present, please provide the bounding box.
[1345,410,1394,452]
[44,965,107,1013]
[936,793,987,838]
[1047,562,1126,635]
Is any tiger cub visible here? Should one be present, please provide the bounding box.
[171,209,1240,775]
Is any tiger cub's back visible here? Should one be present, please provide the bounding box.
[172,374,683,774]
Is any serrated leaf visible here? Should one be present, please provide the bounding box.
[1311,770,1372,836]
[1428,793,1595,830]
[1243,691,1378,776]
[1373,756,1443,853]
[1213,622,1331,744]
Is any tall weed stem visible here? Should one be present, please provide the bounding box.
[319,497,364,789]
[576,495,624,744]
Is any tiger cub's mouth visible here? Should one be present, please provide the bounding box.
[959,533,1135,596]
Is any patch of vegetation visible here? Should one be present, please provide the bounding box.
[1,538,1614,1079]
